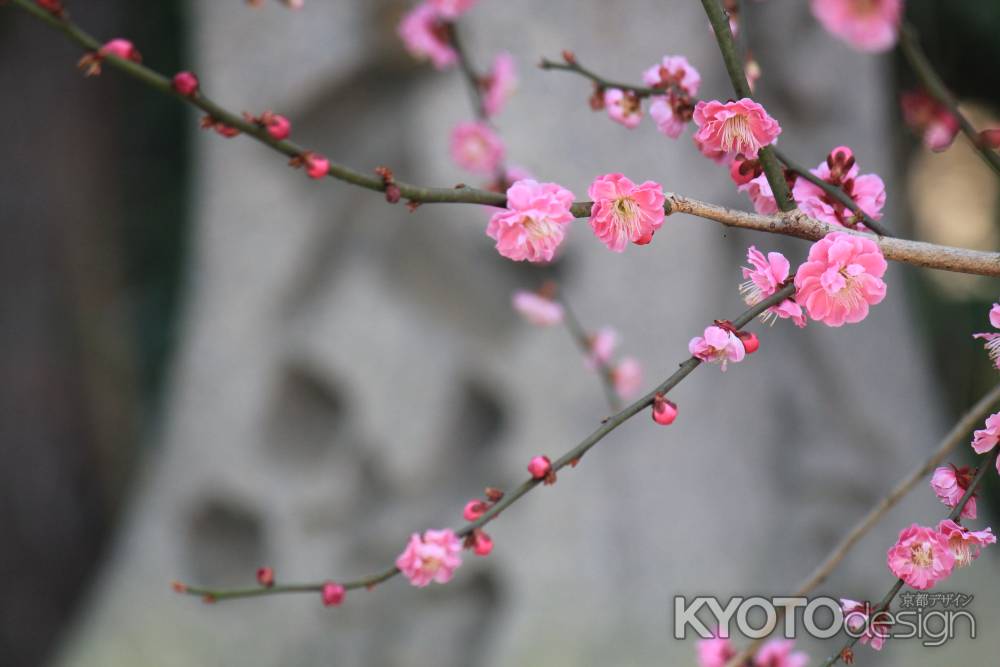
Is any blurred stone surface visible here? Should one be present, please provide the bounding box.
[55,2,997,666]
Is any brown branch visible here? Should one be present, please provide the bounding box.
[10,0,1000,278]
[560,298,622,412]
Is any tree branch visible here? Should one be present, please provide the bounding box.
[898,23,1000,178]
[10,0,1000,278]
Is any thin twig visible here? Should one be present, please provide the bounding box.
[898,23,1000,178]
[817,447,1000,667]
[180,283,795,601]
[10,0,1000,278]
[726,382,1000,666]
[699,0,794,213]
[538,57,662,98]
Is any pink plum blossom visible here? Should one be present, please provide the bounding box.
[753,639,808,667]
[793,231,887,327]
[652,394,678,425]
[470,529,493,556]
[321,581,346,606]
[642,55,701,95]
[930,465,977,520]
[937,520,995,568]
[397,3,457,70]
[395,529,463,587]
[449,121,505,174]
[971,412,1000,474]
[303,152,329,179]
[693,98,781,158]
[693,135,733,165]
[79,38,142,77]
[643,57,699,139]
[689,325,746,371]
[482,52,517,117]
[586,327,618,370]
[841,599,890,651]
[427,0,477,19]
[972,302,1000,370]
[172,71,200,97]
[739,173,780,215]
[612,357,643,400]
[900,90,960,152]
[587,173,666,251]
[512,290,564,326]
[886,523,955,590]
[811,0,903,52]
[527,455,552,480]
[486,179,575,263]
[740,246,806,327]
[697,633,735,667]
[792,146,886,230]
[604,88,643,129]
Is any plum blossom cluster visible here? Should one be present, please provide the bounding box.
[734,146,887,226]
[395,528,464,587]
[886,520,994,591]
[696,633,807,667]
[583,52,701,139]
[972,301,1000,371]
[689,322,756,372]
[397,0,517,179]
[487,172,668,264]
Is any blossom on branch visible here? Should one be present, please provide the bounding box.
[930,465,977,519]
[972,302,1000,371]
[689,325,746,371]
[604,88,643,129]
[77,38,141,77]
[937,519,995,568]
[512,290,564,327]
[482,52,517,117]
[840,599,890,651]
[587,173,666,251]
[886,523,954,590]
[397,3,457,70]
[753,639,808,667]
[900,90,960,152]
[792,146,886,230]
[696,632,735,667]
[449,121,505,174]
[486,179,575,262]
[693,98,781,159]
[643,55,700,139]
[172,71,200,97]
[971,412,1000,473]
[395,529,463,587]
[793,232,887,327]
[811,0,903,53]
[740,246,805,327]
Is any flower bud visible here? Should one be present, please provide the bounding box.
[321,581,346,606]
[527,455,552,480]
[651,393,678,426]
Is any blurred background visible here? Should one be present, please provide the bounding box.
[1,1,998,666]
